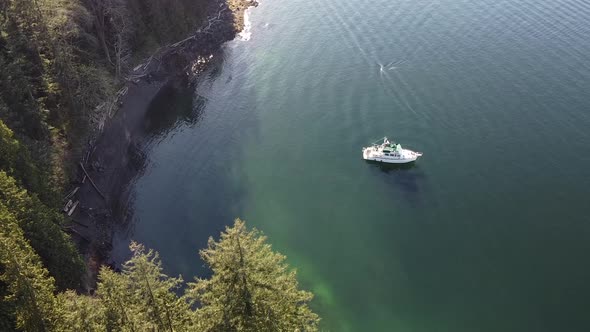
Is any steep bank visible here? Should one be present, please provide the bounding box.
[67,0,258,289]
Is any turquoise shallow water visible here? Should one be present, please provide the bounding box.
[116,0,590,330]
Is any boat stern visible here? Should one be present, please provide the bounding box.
[362,147,371,160]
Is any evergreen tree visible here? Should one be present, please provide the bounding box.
[96,267,135,332]
[0,0,53,140]
[0,202,59,332]
[186,219,319,332]
[0,280,16,332]
[0,219,321,331]
[0,119,45,198]
[55,290,107,332]
[0,171,85,291]
[97,242,193,331]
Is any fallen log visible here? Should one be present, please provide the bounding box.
[63,200,73,213]
[63,187,79,201]
[69,219,89,228]
[67,200,79,216]
[79,162,106,200]
[66,228,90,242]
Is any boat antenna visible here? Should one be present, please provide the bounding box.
[372,138,384,145]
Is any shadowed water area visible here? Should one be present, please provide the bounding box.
[113,0,590,330]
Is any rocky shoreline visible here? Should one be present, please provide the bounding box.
[66,0,258,290]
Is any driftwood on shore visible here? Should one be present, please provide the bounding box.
[79,162,106,200]
[67,201,80,216]
[69,219,89,228]
[63,200,73,213]
[64,187,79,201]
[65,227,90,242]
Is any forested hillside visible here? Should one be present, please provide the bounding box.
[0,0,208,202]
[0,0,234,329]
[0,0,208,275]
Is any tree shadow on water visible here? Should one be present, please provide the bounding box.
[142,82,208,138]
[143,43,232,139]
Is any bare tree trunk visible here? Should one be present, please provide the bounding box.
[107,0,132,78]
[116,36,121,77]
[89,0,113,65]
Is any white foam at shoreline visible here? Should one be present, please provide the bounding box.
[238,5,254,41]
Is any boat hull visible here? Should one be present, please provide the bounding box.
[363,156,418,164]
[362,148,422,164]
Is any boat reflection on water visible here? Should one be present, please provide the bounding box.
[364,159,417,172]
[365,159,427,206]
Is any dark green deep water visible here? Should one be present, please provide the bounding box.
[115,0,590,330]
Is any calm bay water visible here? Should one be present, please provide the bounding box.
[116,0,590,330]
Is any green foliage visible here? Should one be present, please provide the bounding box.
[0,0,209,202]
[0,119,21,171]
[0,0,53,141]
[97,242,194,331]
[0,219,320,331]
[187,219,320,332]
[0,171,85,291]
[55,291,107,332]
[0,119,48,199]
[70,64,115,111]
[92,222,319,332]
[94,267,132,332]
[0,203,59,332]
[0,280,17,332]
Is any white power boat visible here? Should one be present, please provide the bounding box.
[362,137,422,164]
